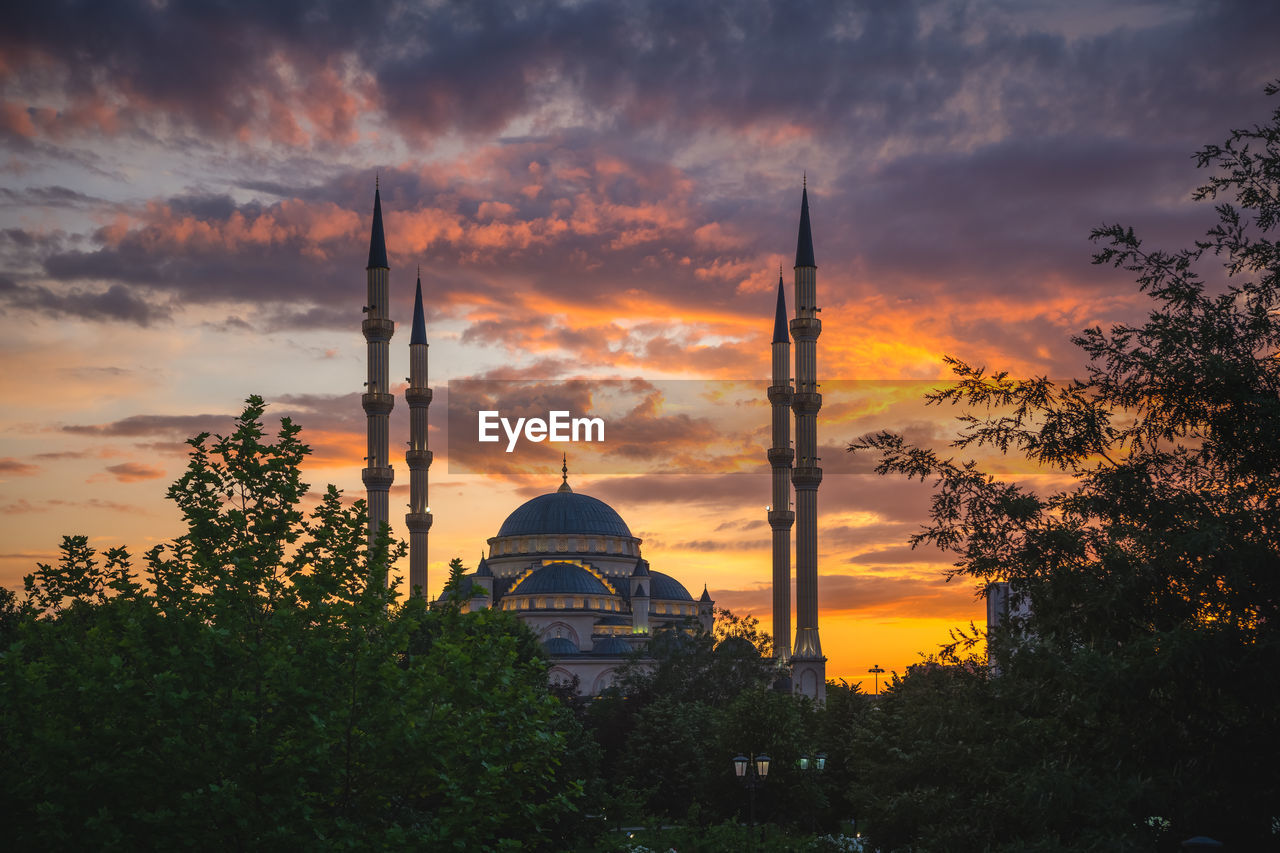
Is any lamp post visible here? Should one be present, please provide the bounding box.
[798,751,827,832]
[867,664,885,695]
[732,752,771,829]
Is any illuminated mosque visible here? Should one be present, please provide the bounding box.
[357,181,825,698]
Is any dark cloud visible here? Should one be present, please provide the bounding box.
[102,461,165,482]
[846,544,948,565]
[0,458,39,475]
[670,538,769,552]
[5,1,1274,163]
[0,0,1274,392]
[0,497,136,514]
[63,412,236,438]
[0,185,106,208]
[0,279,168,325]
[715,571,981,620]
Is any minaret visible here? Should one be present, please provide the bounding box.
[790,179,826,701]
[768,268,795,665]
[405,269,433,595]
[362,180,395,561]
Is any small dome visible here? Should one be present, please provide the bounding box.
[649,571,693,601]
[511,562,614,597]
[497,490,633,539]
[592,636,634,656]
[542,637,580,656]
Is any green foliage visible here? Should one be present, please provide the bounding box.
[589,820,845,853]
[1,396,584,849]
[582,616,843,834]
[616,620,777,708]
[850,83,1280,849]
[713,607,774,658]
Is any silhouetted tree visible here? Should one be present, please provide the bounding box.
[852,82,1280,849]
[1,397,584,849]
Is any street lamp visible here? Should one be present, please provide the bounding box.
[732,752,770,828]
[797,752,827,832]
[868,664,885,695]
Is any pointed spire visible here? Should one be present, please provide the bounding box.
[410,269,428,345]
[367,181,388,270]
[795,181,816,268]
[557,452,572,492]
[772,270,789,344]
[700,584,713,603]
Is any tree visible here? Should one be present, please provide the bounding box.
[851,82,1280,849]
[1,396,584,849]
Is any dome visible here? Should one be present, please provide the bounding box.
[542,637,580,656]
[510,562,615,597]
[649,571,693,601]
[497,490,633,539]
[592,636,635,656]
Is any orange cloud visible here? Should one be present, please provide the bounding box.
[102,462,165,482]
[0,458,39,475]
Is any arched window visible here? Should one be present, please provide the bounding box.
[540,622,581,647]
[592,668,617,694]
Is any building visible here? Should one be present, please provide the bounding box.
[359,181,828,697]
[450,458,715,694]
[359,186,714,695]
[771,181,828,701]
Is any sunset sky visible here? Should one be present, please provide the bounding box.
[1,0,1275,687]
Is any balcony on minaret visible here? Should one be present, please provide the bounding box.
[792,391,822,414]
[405,386,433,405]
[767,384,794,404]
[362,466,394,489]
[792,464,823,486]
[361,317,395,341]
[405,511,433,533]
[767,508,795,527]
[766,447,795,465]
[405,448,433,469]
[361,392,395,415]
[789,316,821,339]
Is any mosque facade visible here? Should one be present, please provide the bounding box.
[358,181,824,698]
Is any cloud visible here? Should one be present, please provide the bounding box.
[63,412,236,438]
[0,458,39,475]
[715,571,980,620]
[102,462,165,482]
[0,497,136,514]
[0,185,106,208]
[0,277,167,325]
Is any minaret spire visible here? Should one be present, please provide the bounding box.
[795,183,816,269]
[362,181,395,568]
[558,452,572,493]
[772,269,790,345]
[790,179,825,700]
[768,269,795,671]
[405,269,433,595]
[368,181,389,270]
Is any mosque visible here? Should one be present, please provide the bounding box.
[357,181,825,699]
